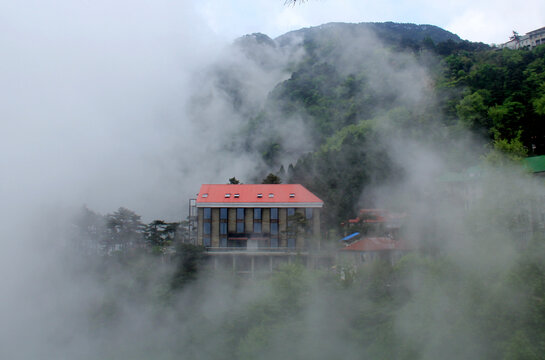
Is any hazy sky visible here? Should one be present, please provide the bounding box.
[196,0,544,44]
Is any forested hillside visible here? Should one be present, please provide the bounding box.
[60,23,545,360]
[198,22,545,228]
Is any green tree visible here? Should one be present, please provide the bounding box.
[456,90,490,133]
[482,135,528,165]
[262,173,282,184]
[71,205,105,254]
[229,177,241,184]
[534,93,545,116]
[144,220,179,250]
[104,207,144,252]
[488,101,525,140]
[170,243,206,290]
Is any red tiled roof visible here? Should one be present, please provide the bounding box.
[196,184,323,208]
[340,237,411,252]
[346,209,407,225]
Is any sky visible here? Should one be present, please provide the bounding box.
[1,0,544,223]
[196,0,545,45]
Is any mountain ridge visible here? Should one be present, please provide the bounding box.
[274,21,463,46]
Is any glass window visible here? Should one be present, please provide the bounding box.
[270,208,278,220]
[203,222,211,235]
[254,222,262,233]
[287,208,295,216]
[270,237,278,248]
[220,237,227,247]
[237,208,245,220]
[203,237,211,247]
[287,238,296,249]
[236,222,244,233]
[220,208,228,219]
[305,208,313,219]
[220,222,227,235]
[204,208,211,219]
[254,208,262,219]
[270,223,278,235]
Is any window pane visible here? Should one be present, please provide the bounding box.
[270,208,278,220]
[254,222,262,233]
[237,208,245,219]
[204,222,211,235]
[270,237,278,248]
[220,222,227,235]
[305,208,313,219]
[236,222,244,233]
[287,238,296,248]
[204,208,211,219]
[270,223,278,235]
[220,208,228,219]
[204,237,211,247]
[220,238,227,247]
[254,208,262,219]
[287,208,295,216]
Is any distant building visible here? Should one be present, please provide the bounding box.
[437,165,483,211]
[499,27,545,49]
[438,159,545,247]
[194,184,323,250]
[342,209,406,239]
[339,236,411,265]
[339,209,410,265]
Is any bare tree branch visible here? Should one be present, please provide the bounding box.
[284,0,306,5]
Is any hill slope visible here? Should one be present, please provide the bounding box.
[190,21,545,227]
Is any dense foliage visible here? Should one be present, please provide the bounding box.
[222,25,545,230]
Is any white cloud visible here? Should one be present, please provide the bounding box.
[447,1,545,44]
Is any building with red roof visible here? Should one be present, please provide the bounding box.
[342,209,406,240]
[195,184,323,250]
[339,237,411,264]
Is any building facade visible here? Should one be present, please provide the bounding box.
[195,184,323,250]
[339,237,411,266]
[500,27,545,49]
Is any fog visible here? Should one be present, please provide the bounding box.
[2,1,226,221]
[2,2,544,359]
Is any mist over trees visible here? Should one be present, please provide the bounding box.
[72,206,185,255]
[196,23,544,229]
[6,19,545,359]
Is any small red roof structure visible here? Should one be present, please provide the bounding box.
[346,209,406,226]
[340,237,411,252]
[196,184,323,208]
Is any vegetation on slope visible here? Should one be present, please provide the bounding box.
[65,23,545,359]
[226,24,545,229]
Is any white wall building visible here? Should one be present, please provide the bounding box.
[500,27,545,49]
